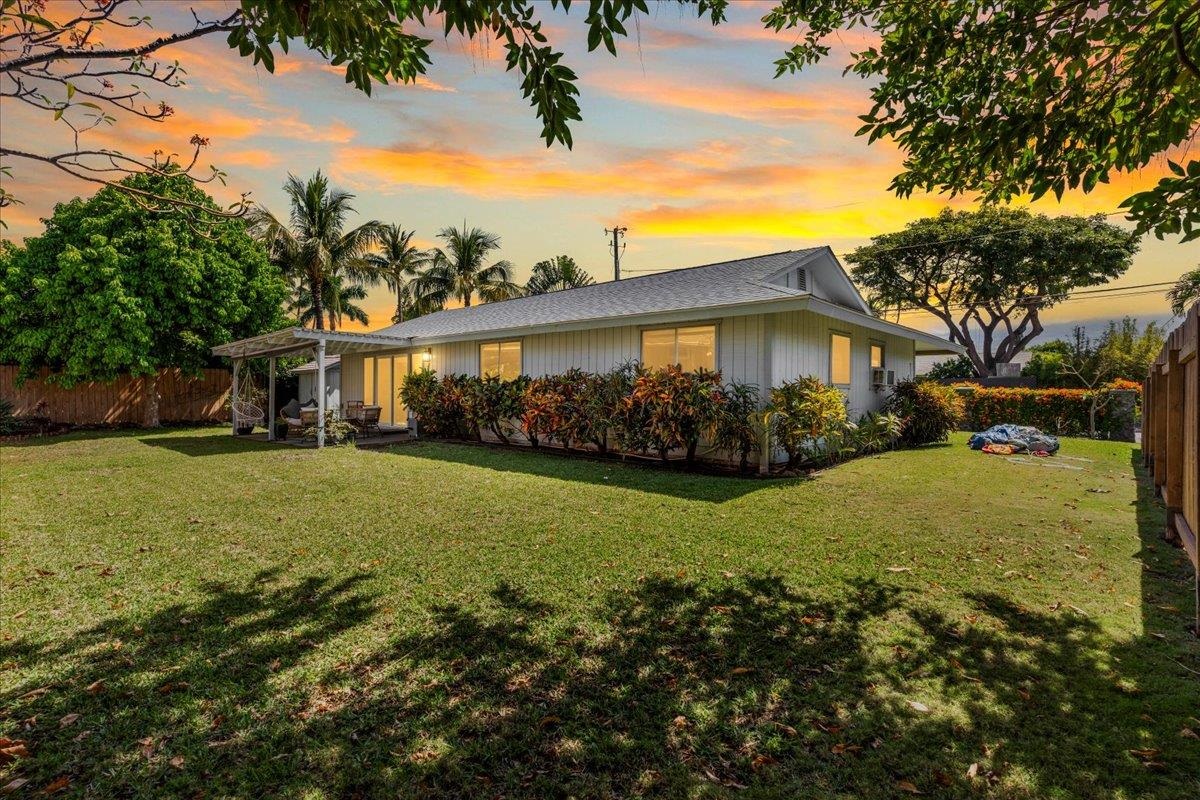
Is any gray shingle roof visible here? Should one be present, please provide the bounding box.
[377,248,821,340]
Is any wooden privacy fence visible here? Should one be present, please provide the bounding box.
[1142,302,1199,635]
[0,366,231,426]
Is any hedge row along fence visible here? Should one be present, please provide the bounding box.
[398,365,963,472]
[952,384,1139,440]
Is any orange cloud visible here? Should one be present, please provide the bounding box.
[331,140,887,202]
[587,70,870,127]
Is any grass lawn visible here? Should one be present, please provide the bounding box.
[2,428,1198,799]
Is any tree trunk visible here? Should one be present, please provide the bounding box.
[312,275,325,331]
[395,287,405,323]
[143,371,161,428]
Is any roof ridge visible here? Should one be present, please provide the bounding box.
[385,248,816,330]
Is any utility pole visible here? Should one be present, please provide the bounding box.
[605,225,627,281]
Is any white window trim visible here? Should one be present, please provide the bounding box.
[478,338,523,379]
[869,339,886,370]
[639,322,719,371]
[829,330,852,387]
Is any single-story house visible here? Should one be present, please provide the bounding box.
[214,247,961,461]
[294,354,341,410]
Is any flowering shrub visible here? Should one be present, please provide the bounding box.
[882,380,964,446]
[959,386,1127,436]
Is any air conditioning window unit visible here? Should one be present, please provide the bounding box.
[872,368,896,387]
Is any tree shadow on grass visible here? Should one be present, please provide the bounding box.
[5,568,1197,798]
[382,440,801,504]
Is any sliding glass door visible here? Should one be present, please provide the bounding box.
[361,354,416,426]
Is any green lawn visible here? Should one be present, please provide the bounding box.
[1,428,1197,799]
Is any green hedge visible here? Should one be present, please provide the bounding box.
[956,386,1135,437]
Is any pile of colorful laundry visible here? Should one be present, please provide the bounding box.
[968,424,1060,456]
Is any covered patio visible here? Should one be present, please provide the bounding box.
[212,328,415,447]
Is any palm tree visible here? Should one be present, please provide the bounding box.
[525,255,595,294]
[366,225,431,323]
[1168,265,1200,316]
[250,171,384,330]
[416,224,521,308]
[295,276,371,331]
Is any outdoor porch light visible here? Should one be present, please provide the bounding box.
[421,348,432,363]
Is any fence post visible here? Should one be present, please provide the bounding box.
[1164,347,1184,544]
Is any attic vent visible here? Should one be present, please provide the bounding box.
[795,268,807,291]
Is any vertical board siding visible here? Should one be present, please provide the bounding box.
[769,310,915,416]
[1,366,230,425]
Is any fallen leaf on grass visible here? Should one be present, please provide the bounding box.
[966,762,979,778]
[40,776,70,795]
[1180,727,1199,739]
[169,755,185,770]
[750,754,777,770]
[139,737,155,759]
[1,778,29,794]
[0,740,29,763]
[672,715,688,730]
[906,700,930,713]
[830,742,861,755]
[85,680,104,694]
[58,714,79,728]
[1016,687,1031,701]
[886,566,911,573]
[729,666,755,676]
[895,779,922,794]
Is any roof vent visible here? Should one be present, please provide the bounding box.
[795,268,808,291]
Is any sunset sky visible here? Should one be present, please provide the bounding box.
[3,1,1196,343]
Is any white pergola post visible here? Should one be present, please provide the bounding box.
[316,338,326,448]
[267,356,277,441]
[230,357,242,436]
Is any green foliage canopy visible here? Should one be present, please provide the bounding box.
[0,171,287,386]
[848,208,1139,377]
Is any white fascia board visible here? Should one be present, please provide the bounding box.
[805,297,964,354]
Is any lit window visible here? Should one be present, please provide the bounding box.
[363,357,375,405]
[480,340,522,380]
[830,333,851,385]
[870,343,885,370]
[641,325,716,371]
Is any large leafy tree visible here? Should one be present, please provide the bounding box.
[0,170,287,425]
[366,225,431,323]
[417,225,521,309]
[4,1,1195,238]
[848,208,1139,378]
[525,255,595,295]
[250,171,383,331]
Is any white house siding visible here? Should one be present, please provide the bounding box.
[339,309,914,431]
[769,309,914,417]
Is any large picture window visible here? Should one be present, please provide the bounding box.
[641,325,716,371]
[830,332,851,386]
[480,340,522,380]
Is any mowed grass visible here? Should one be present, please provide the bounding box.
[1,428,1197,799]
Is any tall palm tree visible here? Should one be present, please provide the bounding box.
[416,224,521,308]
[525,255,595,294]
[366,225,431,323]
[294,276,371,331]
[250,171,384,330]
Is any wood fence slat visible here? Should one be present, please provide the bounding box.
[1143,303,1200,636]
[1,366,231,425]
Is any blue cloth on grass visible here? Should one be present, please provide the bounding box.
[968,424,1060,454]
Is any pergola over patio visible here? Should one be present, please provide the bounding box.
[212,328,412,447]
